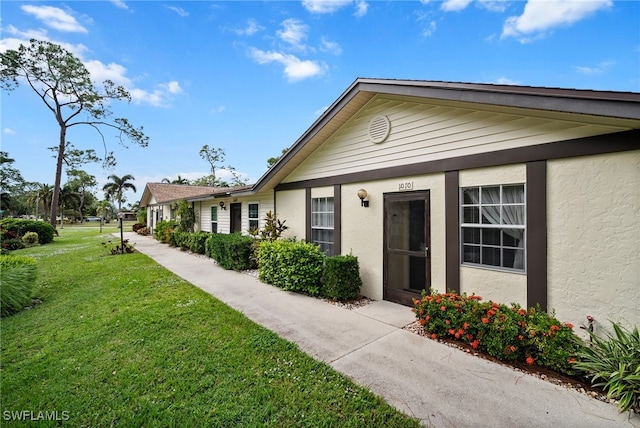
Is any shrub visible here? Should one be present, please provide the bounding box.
[206,233,256,271]
[0,219,55,244]
[258,240,325,296]
[22,231,39,246]
[573,322,640,413]
[136,226,150,236]
[322,255,362,300]
[173,230,190,250]
[248,210,288,241]
[187,231,210,255]
[413,291,584,376]
[132,223,146,233]
[0,255,38,317]
[154,220,177,245]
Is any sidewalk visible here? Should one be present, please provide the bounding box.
[124,232,638,428]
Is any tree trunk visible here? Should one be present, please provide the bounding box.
[50,126,66,228]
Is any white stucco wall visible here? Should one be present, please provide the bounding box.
[341,174,446,300]
[547,150,640,337]
[458,164,528,306]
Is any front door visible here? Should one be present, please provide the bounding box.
[384,191,431,306]
[230,203,242,233]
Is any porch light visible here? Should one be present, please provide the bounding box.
[357,189,369,207]
[219,201,226,210]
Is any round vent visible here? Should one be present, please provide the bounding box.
[368,115,391,144]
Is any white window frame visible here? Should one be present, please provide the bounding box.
[311,197,334,256]
[248,202,259,231]
[460,184,526,272]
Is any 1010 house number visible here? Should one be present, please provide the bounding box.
[398,182,413,191]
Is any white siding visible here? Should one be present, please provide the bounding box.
[283,97,626,183]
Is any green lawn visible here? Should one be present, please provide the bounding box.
[1,227,420,427]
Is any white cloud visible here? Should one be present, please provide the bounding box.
[249,48,327,82]
[574,60,614,75]
[163,81,183,94]
[234,19,263,36]
[320,37,342,55]
[3,128,16,135]
[302,0,357,14]
[493,77,521,85]
[441,0,473,12]
[502,0,612,41]
[478,0,508,13]
[167,6,189,17]
[277,19,309,50]
[354,1,369,17]
[210,105,226,114]
[110,0,129,10]
[21,5,88,33]
[422,21,437,37]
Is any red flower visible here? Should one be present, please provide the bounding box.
[526,357,535,365]
[445,319,450,325]
[567,357,577,364]
[419,318,427,325]
[550,325,560,332]
[448,329,456,336]
[471,340,480,349]
[458,328,465,335]
[425,315,430,322]
[463,322,470,329]
[441,306,447,311]
[564,322,574,329]
[518,308,526,316]
[455,332,461,339]
[466,334,474,340]
[482,318,489,324]
[431,333,438,340]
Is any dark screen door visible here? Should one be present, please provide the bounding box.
[230,203,242,233]
[384,191,431,306]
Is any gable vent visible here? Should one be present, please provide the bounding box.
[368,115,391,144]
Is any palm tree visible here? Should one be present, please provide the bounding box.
[95,200,113,221]
[27,183,53,221]
[103,174,136,212]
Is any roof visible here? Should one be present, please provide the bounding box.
[139,183,218,207]
[251,78,640,193]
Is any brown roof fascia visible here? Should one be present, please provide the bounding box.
[250,77,640,194]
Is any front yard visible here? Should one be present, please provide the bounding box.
[0,226,420,427]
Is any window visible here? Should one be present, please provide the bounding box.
[211,206,218,233]
[311,197,334,256]
[460,184,525,271]
[248,203,259,231]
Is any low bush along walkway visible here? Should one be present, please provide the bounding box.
[412,291,639,414]
[0,226,420,427]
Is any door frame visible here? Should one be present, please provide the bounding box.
[383,190,431,306]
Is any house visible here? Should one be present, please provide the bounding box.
[141,78,640,334]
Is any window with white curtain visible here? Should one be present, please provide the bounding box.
[311,197,334,256]
[460,184,525,271]
[248,203,259,231]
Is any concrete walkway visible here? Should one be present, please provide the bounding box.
[124,232,638,428]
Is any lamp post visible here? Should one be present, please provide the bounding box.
[117,212,125,255]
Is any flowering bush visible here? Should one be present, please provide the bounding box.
[413,290,584,376]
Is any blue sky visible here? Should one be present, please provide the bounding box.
[1,0,639,207]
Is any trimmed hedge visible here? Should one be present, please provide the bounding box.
[258,240,325,296]
[154,220,177,245]
[187,232,210,255]
[206,233,256,271]
[0,255,38,317]
[0,219,55,244]
[322,255,362,300]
